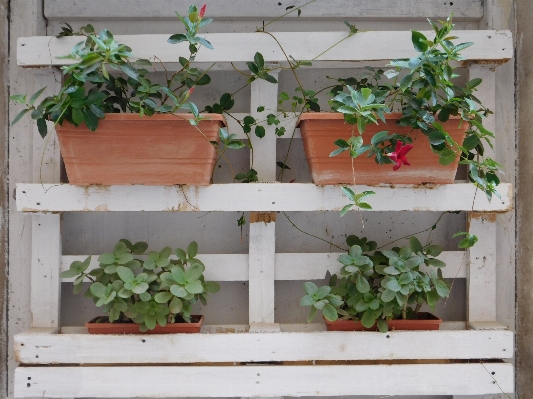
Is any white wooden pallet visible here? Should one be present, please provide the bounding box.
[14,27,514,398]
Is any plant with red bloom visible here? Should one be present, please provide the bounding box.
[386,141,414,171]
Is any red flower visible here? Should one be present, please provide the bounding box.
[386,141,414,171]
[199,4,207,18]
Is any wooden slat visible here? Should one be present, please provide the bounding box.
[61,251,467,281]
[14,329,513,364]
[14,364,513,397]
[17,30,513,69]
[43,0,484,21]
[16,183,513,213]
[30,214,61,328]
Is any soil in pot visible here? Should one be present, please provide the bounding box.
[85,315,204,334]
[324,312,442,331]
[56,114,225,186]
[298,113,467,185]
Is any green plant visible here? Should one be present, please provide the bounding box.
[61,239,220,332]
[301,235,450,332]
[326,16,500,201]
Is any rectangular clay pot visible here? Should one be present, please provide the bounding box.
[324,312,442,331]
[56,114,225,185]
[298,113,467,185]
[85,315,204,334]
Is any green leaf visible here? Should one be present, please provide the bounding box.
[307,306,318,323]
[36,118,47,138]
[116,266,134,282]
[10,94,26,104]
[381,289,396,303]
[29,87,47,106]
[185,263,204,281]
[90,282,107,298]
[340,203,354,217]
[409,237,424,254]
[11,108,30,126]
[303,282,318,295]
[132,282,149,294]
[356,274,371,293]
[119,64,139,81]
[411,31,429,52]
[322,304,338,322]
[98,253,116,265]
[131,241,148,255]
[426,258,446,268]
[255,125,265,138]
[377,319,388,333]
[154,291,173,304]
[185,280,204,294]
[169,297,183,313]
[83,108,99,131]
[196,36,213,50]
[204,281,220,293]
[176,248,187,261]
[170,284,188,298]
[254,52,265,69]
[361,309,376,328]
[385,278,402,292]
[187,241,198,258]
[72,108,84,125]
[400,73,414,91]
[168,33,187,44]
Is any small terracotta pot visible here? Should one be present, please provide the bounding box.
[324,312,442,331]
[298,113,467,185]
[85,315,204,334]
[56,114,226,185]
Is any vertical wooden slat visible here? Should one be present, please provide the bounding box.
[30,214,61,327]
[248,73,279,331]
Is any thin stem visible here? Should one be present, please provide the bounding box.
[282,212,347,251]
[257,0,318,32]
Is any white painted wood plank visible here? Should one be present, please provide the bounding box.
[16,183,513,213]
[468,213,497,322]
[14,364,513,397]
[14,329,513,364]
[250,76,279,182]
[17,31,513,69]
[248,213,276,325]
[43,0,484,21]
[61,251,467,281]
[30,214,61,328]
[31,69,61,184]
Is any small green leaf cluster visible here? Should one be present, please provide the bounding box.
[325,16,500,201]
[60,239,220,332]
[235,169,258,183]
[301,236,450,332]
[247,52,279,84]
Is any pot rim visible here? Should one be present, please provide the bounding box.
[297,111,462,125]
[58,113,227,126]
[85,314,204,328]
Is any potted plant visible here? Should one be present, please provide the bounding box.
[60,239,220,333]
[10,5,244,186]
[296,16,501,202]
[300,235,449,332]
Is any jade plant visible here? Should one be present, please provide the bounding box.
[61,239,220,332]
[301,235,450,332]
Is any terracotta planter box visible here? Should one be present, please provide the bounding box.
[56,114,225,185]
[324,313,442,331]
[85,315,204,334]
[298,113,467,185]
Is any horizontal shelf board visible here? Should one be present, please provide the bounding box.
[16,183,512,213]
[15,363,513,397]
[15,329,512,364]
[18,30,512,69]
[62,251,467,281]
[44,0,483,21]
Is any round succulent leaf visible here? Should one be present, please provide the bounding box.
[95,296,107,307]
[435,279,450,297]
[156,258,171,268]
[131,241,148,255]
[204,281,220,293]
[313,299,327,310]
[160,272,176,285]
[73,283,84,294]
[170,284,188,298]
[139,292,151,302]
[132,282,149,294]
[188,258,205,268]
[353,255,371,266]
[185,280,204,294]
[98,253,116,265]
[328,294,343,307]
[113,241,129,257]
[117,253,134,265]
[377,319,389,333]
[337,254,354,266]
[159,246,172,259]
[116,266,135,282]
[104,291,116,305]
[104,265,118,274]
[303,282,319,295]
[143,259,157,270]
[185,263,204,281]
[144,314,157,330]
[355,273,371,293]
[409,236,424,254]
[155,304,170,316]
[399,246,412,260]
[369,299,380,310]
[147,251,160,261]
[187,241,198,258]
[425,245,443,257]
[348,245,362,258]
[300,295,315,306]
[134,301,150,314]
[175,248,187,261]
[398,272,414,285]
[307,306,318,323]
[426,258,446,268]
[109,306,120,322]
[395,292,407,306]
[383,266,400,275]
[60,266,82,278]
[119,239,133,250]
[171,267,187,285]
[355,298,369,312]
[89,282,107,298]
[322,304,338,322]
[73,274,85,286]
[361,309,377,328]
[404,256,423,269]
[316,285,331,299]
[124,281,135,290]
[381,249,399,259]
[156,314,167,327]
[136,272,148,282]
[154,291,173,304]
[169,297,183,313]
[385,278,402,292]
[146,272,158,284]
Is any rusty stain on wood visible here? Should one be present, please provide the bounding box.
[250,212,276,224]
